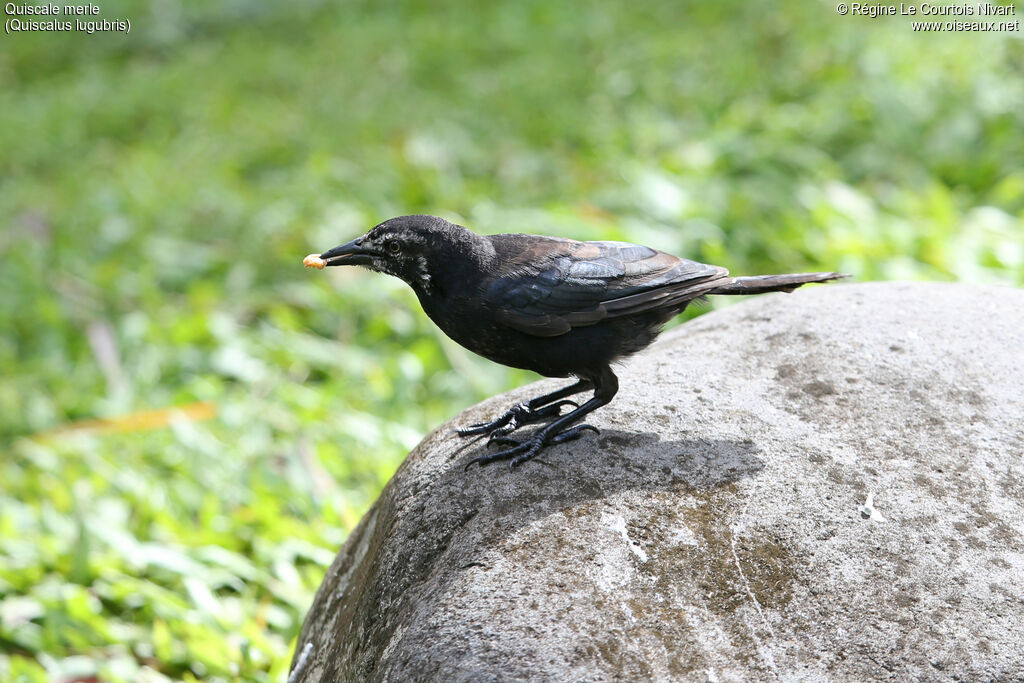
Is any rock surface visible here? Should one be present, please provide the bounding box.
[290,282,1024,682]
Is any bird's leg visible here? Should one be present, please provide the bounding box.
[465,369,618,470]
[456,379,593,439]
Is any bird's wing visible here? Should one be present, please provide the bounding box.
[485,236,729,337]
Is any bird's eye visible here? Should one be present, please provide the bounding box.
[387,240,401,255]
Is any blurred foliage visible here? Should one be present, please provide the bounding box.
[1,0,1022,679]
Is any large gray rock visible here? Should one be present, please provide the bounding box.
[290,282,1024,682]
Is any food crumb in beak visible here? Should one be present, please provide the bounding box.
[303,254,326,269]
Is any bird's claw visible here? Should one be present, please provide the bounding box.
[463,422,600,471]
[463,439,537,471]
[456,399,579,439]
[486,433,518,447]
[550,423,599,444]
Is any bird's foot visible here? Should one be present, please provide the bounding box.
[456,400,578,439]
[464,424,600,471]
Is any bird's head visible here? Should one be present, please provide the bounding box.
[314,215,487,294]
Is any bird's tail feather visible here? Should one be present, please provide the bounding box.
[708,272,848,296]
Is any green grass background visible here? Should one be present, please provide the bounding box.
[2,0,1022,680]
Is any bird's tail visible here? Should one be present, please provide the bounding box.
[707,272,849,296]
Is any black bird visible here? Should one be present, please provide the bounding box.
[310,215,846,470]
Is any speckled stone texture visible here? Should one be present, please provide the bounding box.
[290,282,1024,683]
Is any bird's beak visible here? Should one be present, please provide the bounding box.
[319,237,373,267]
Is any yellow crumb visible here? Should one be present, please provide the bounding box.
[303,254,326,270]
